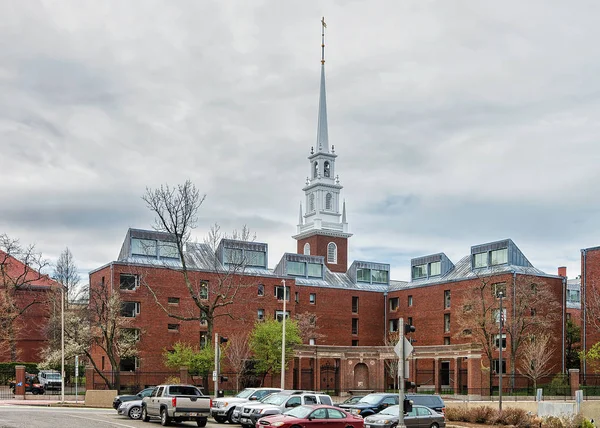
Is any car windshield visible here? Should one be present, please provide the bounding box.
[46,374,61,379]
[283,405,313,418]
[263,394,288,405]
[358,395,386,405]
[236,389,255,399]
[379,405,400,416]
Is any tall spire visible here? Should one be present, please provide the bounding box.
[316,17,329,153]
[298,202,304,226]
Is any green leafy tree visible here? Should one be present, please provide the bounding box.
[249,317,301,386]
[566,318,581,369]
[164,341,216,389]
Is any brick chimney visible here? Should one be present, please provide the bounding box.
[558,266,567,277]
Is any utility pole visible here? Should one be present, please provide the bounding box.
[397,318,405,428]
[280,279,287,389]
[498,291,504,412]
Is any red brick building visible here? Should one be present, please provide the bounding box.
[86,43,571,396]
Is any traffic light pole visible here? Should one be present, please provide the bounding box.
[214,333,219,398]
[398,318,406,428]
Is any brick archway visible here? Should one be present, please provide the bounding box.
[353,362,369,390]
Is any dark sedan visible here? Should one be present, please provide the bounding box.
[363,405,445,428]
[257,405,364,428]
[112,387,155,410]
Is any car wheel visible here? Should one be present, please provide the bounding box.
[227,409,236,423]
[161,408,172,426]
[390,424,398,428]
[197,418,208,427]
[129,406,142,420]
[429,423,439,428]
[141,406,150,422]
[32,389,40,395]
[291,425,302,428]
[214,416,227,423]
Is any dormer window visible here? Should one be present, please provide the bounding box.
[491,248,508,265]
[325,193,332,210]
[313,161,318,179]
[327,242,337,264]
[324,161,330,178]
[303,243,310,255]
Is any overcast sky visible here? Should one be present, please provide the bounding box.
[2,1,599,282]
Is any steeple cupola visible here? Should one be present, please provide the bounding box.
[293,18,352,273]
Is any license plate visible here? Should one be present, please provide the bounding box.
[189,413,198,417]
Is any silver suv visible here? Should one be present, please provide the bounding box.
[211,387,282,423]
[238,390,333,428]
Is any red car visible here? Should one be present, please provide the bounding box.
[257,405,364,428]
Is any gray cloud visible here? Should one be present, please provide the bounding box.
[1,0,599,283]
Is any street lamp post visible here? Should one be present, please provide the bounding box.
[61,284,65,403]
[280,279,287,389]
[498,291,504,412]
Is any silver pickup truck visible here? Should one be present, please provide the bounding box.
[141,384,211,426]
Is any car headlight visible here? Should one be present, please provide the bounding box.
[271,423,285,427]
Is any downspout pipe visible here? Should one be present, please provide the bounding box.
[583,249,587,379]
[384,291,388,341]
[562,275,566,374]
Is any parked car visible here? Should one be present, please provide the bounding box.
[141,384,211,426]
[38,370,62,391]
[211,387,282,423]
[405,395,445,414]
[231,391,281,424]
[239,390,333,428]
[257,405,363,428]
[118,399,144,420]
[113,387,156,410]
[338,393,399,417]
[363,404,446,428]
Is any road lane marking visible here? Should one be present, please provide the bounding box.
[68,413,136,427]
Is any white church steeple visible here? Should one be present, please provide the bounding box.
[293,18,352,254]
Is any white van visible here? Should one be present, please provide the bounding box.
[38,370,62,390]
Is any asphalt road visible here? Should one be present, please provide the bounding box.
[0,405,219,428]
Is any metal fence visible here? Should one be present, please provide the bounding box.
[0,367,15,399]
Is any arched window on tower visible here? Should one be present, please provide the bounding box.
[313,161,318,179]
[324,161,330,178]
[304,243,310,255]
[327,242,337,264]
[325,193,332,210]
[309,193,315,212]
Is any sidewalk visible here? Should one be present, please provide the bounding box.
[0,399,87,407]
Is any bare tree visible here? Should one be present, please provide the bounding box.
[384,331,400,390]
[518,333,556,391]
[0,234,51,361]
[224,332,252,392]
[142,181,258,346]
[295,311,326,344]
[53,247,82,306]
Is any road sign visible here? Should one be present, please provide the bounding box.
[404,337,414,357]
[212,370,217,382]
[75,356,79,376]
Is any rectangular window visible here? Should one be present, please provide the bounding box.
[309,293,316,304]
[200,281,208,299]
[158,241,179,259]
[352,340,359,346]
[493,359,506,374]
[257,309,264,320]
[389,297,399,311]
[131,238,157,257]
[168,324,180,332]
[493,282,506,298]
[352,296,359,313]
[275,286,291,301]
[287,261,306,276]
[121,328,140,342]
[200,332,208,348]
[309,338,315,345]
[444,313,450,333]
[444,290,451,309]
[101,276,105,287]
[490,248,508,266]
[119,274,139,290]
[119,356,138,371]
[257,284,264,296]
[567,290,580,303]
[200,312,207,325]
[352,318,359,335]
[408,296,413,307]
[168,297,180,305]
[246,250,266,267]
[121,302,140,317]
[224,248,243,265]
[275,310,290,322]
[389,319,399,332]
[356,268,370,282]
[407,317,413,326]
[444,337,450,345]
[371,269,389,284]
[412,264,427,279]
[462,329,472,336]
[307,263,323,278]
[494,308,507,326]
[495,334,507,349]
[473,252,488,268]
[295,292,299,303]
[430,261,441,276]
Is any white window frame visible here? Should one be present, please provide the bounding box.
[327,242,337,264]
